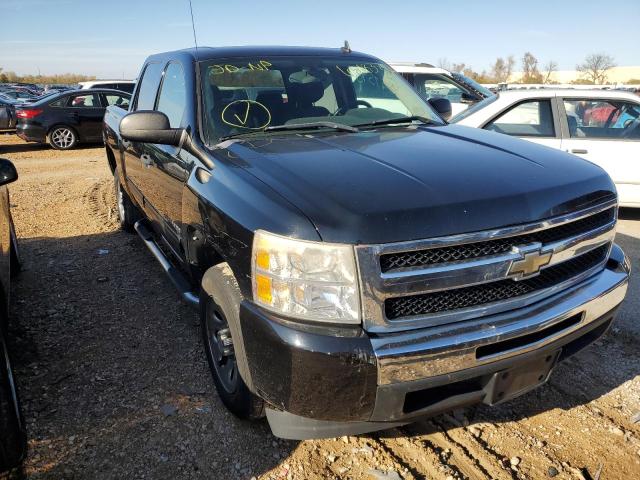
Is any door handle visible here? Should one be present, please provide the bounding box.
[571,149,588,154]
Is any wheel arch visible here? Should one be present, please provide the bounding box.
[200,262,255,393]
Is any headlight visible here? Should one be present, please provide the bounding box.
[251,230,360,323]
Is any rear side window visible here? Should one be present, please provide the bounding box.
[156,63,186,128]
[117,83,135,94]
[103,94,130,109]
[49,97,67,107]
[563,99,640,140]
[135,62,164,110]
[485,100,555,137]
[67,94,100,108]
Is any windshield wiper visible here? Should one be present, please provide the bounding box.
[217,121,359,142]
[354,116,439,128]
[264,121,359,133]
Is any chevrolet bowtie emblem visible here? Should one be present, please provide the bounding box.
[509,244,553,279]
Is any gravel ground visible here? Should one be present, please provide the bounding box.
[1,133,639,480]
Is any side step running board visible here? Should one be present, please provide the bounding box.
[134,220,199,309]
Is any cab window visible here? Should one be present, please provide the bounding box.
[563,99,640,140]
[135,62,164,110]
[156,63,187,128]
[485,99,555,137]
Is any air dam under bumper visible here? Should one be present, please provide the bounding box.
[240,245,629,440]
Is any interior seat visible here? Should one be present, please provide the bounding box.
[287,81,330,119]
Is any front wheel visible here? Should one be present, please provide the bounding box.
[114,168,140,232]
[201,264,264,420]
[48,126,77,150]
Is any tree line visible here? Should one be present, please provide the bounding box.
[0,67,96,85]
[438,52,624,84]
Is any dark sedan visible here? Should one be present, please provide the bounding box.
[0,97,16,130]
[0,158,25,474]
[15,89,131,150]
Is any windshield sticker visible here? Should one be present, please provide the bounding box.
[221,100,271,130]
[211,60,272,75]
[336,63,386,77]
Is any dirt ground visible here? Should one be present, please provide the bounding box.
[1,133,639,480]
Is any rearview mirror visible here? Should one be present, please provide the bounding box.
[119,111,185,146]
[0,159,18,187]
[428,97,452,121]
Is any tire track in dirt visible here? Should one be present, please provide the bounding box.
[84,177,118,228]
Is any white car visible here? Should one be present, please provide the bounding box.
[78,80,136,94]
[389,63,494,116]
[454,89,640,207]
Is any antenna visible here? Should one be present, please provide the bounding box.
[188,0,199,53]
[341,40,351,53]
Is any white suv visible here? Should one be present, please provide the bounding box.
[389,63,494,116]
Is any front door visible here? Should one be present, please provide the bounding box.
[483,98,562,150]
[122,61,164,210]
[559,98,640,206]
[141,61,191,252]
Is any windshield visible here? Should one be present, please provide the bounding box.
[451,73,494,99]
[200,56,442,143]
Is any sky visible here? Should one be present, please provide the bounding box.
[1,0,638,79]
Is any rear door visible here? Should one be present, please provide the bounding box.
[559,97,640,206]
[483,97,562,150]
[63,93,104,141]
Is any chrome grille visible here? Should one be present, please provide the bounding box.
[380,208,615,272]
[385,245,609,319]
[355,199,617,333]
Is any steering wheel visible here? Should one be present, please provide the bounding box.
[332,100,373,116]
[621,118,640,139]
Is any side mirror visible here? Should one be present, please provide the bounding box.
[428,97,452,122]
[0,159,18,187]
[119,111,184,146]
[460,92,477,104]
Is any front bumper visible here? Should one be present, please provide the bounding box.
[240,244,629,439]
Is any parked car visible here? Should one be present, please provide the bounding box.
[104,46,629,440]
[15,89,131,150]
[78,80,136,94]
[453,89,640,207]
[390,63,494,116]
[0,90,38,103]
[0,158,26,474]
[0,97,16,130]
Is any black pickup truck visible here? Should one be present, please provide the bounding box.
[103,46,630,439]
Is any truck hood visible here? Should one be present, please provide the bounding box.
[223,124,616,244]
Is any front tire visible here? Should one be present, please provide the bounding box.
[48,125,77,150]
[114,168,140,233]
[201,264,264,420]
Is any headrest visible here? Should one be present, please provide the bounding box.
[288,81,324,105]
